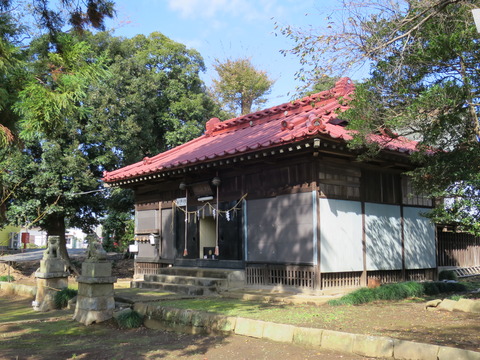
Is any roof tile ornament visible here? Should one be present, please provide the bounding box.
[306,113,326,132]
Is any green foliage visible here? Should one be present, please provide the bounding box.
[211,57,274,116]
[329,281,464,306]
[85,31,225,164]
[438,270,458,281]
[0,1,115,147]
[54,288,78,309]
[0,275,14,282]
[115,310,143,329]
[102,189,134,252]
[15,33,108,139]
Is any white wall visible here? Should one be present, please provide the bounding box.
[404,207,436,269]
[320,199,363,272]
[320,201,435,272]
[365,203,402,270]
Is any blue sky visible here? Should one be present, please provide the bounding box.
[105,0,365,109]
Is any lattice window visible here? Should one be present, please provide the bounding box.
[401,176,433,207]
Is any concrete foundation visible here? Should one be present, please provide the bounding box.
[33,258,68,312]
[73,260,116,325]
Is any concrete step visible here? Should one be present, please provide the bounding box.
[144,274,226,288]
[131,280,217,296]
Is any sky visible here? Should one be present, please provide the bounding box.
[105,0,366,109]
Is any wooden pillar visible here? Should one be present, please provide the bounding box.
[361,201,367,287]
[183,188,188,256]
[215,183,219,256]
[158,202,162,258]
[313,183,322,290]
[434,225,438,280]
[400,205,406,281]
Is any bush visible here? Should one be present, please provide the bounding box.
[421,281,466,296]
[54,288,78,309]
[421,281,440,296]
[376,283,408,300]
[438,270,458,281]
[116,310,144,329]
[0,275,14,282]
[329,288,376,306]
[402,281,424,298]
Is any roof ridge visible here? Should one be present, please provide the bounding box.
[205,78,354,137]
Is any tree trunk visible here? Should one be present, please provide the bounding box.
[45,213,80,276]
[0,185,7,225]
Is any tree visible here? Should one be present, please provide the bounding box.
[101,188,134,253]
[85,31,226,164]
[0,0,115,225]
[2,33,110,272]
[211,57,274,116]
[5,0,115,36]
[281,0,480,234]
[82,31,228,249]
[3,29,228,266]
[0,0,115,147]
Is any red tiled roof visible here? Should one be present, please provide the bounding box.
[103,78,418,183]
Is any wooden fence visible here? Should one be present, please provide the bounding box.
[437,231,480,267]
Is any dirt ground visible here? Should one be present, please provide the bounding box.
[299,298,480,352]
[1,257,480,355]
[0,293,373,360]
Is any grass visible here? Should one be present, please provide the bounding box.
[0,275,14,282]
[0,296,71,323]
[157,298,347,325]
[329,281,468,306]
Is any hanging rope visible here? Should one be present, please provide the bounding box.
[172,193,247,219]
[173,193,247,258]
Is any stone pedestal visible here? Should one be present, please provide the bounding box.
[73,260,117,325]
[33,258,69,312]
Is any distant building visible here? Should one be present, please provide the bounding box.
[0,226,93,250]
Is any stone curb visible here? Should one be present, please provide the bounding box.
[138,303,480,360]
[0,281,36,298]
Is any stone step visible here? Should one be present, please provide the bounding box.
[131,280,216,296]
[154,267,242,280]
[143,274,226,288]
